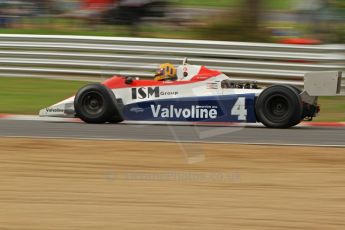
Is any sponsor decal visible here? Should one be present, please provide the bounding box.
[132,87,178,99]
[130,107,145,113]
[151,105,218,119]
[123,94,256,122]
[132,87,159,99]
[206,82,218,89]
[160,91,178,96]
[46,108,64,113]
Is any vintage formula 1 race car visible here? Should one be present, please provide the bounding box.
[39,59,343,128]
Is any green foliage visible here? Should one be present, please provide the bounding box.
[193,7,271,42]
[176,0,294,9]
[194,21,271,42]
[176,0,239,7]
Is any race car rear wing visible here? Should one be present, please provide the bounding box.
[304,71,343,96]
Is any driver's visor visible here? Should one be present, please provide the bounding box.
[155,68,165,77]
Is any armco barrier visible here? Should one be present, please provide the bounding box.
[0,34,344,87]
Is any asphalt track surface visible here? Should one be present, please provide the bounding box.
[0,120,344,146]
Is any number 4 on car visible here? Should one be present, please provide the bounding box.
[231,97,247,121]
[39,58,343,128]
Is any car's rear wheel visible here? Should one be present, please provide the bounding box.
[74,83,123,124]
[255,85,303,128]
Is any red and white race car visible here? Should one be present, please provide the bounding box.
[39,59,343,128]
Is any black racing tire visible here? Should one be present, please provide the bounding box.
[289,85,302,94]
[255,85,303,128]
[74,83,123,124]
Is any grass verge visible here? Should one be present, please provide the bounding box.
[0,77,89,114]
[0,77,343,121]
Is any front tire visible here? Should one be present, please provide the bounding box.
[255,85,303,128]
[74,84,123,124]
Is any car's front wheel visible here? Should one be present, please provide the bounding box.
[255,85,303,128]
[74,83,123,124]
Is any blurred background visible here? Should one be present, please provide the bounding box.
[0,0,344,43]
[0,0,344,121]
[0,4,345,228]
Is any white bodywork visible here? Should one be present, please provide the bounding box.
[39,64,262,118]
[39,65,343,119]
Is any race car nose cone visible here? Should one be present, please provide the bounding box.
[38,96,76,118]
[39,108,48,117]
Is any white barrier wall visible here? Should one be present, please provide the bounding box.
[0,34,344,86]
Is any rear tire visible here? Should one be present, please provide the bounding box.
[289,85,302,94]
[74,84,123,124]
[255,85,303,128]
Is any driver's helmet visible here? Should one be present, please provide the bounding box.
[154,63,177,81]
